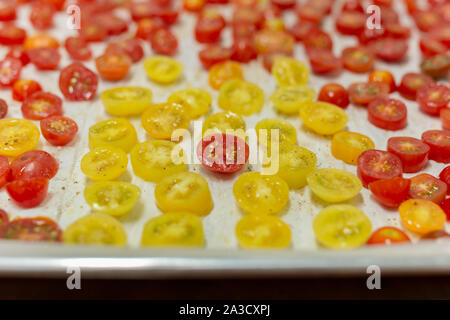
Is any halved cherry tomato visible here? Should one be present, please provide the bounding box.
[202,111,246,138]
[95,53,131,81]
[289,20,317,42]
[410,173,447,204]
[23,33,58,49]
[141,102,190,140]
[318,83,349,109]
[143,56,183,84]
[398,72,434,100]
[331,131,375,165]
[10,150,58,180]
[303,29,332,51]
[40,0,65,11]
[231,38,257,63]
[78,21,107,42]
[261,50,291,73]
[357,149,403,187]
[5,46,29,65]
[21,91,62,120]
[232,22,256,41]
[420,53,450,79]
[59,62,98,101]
[12,79,41,102]
[368,97,407,131]
[358,26,386,45]
[272,56,309,87]
[296,4,325,24]
[195,9,225,43]
[64,36,92,61]
[0,24,25,45]
[369,38,408,62]
[5,217,61,242]
[28,47,60,70]
[417,83,449,116]
[387,137,430,173]
[100,86,152,117]
[271,0,295,10]
[89,118,137,153]
[96,13,128,36]
[81,146,128,181]
[0,155,10,188]
[184,0,205,12]
[105,38,144,63]
[0,119,40,157]
[441,109,450,130]
[40,115,78,146]
[135,18,160,40]
[348,82,390,106]
[439,166,450,194]
[262,17,285,31]
[399,199,446,235]
[429,24,450,47]
[366,227,410,245]
[271,85,316,115]
[232,6,263,28]
[6,177,49,208]
[342,46,374,73]
[218,79,264,116]
[368,70,396,93]
[254,29,294,54]
[150,27,178,55]
[341,0,364,13]
[369,177,411,208]
[0,57,21,86]
[419,37,447,58]
[335,10,365,35]
[199,45,233,69]
[0,99,6,118]
[274,145,316,189]
[209,60,243,90]
[385,23,411,39]
[197,133,248,174]
[414,10,443,32]
[421,130,450,163]
[30,3,55,30]
[168,88,211,119]
[299,101,348,135]
[130,1,153,21]
[379,6,399,25]
[308,48,341,75]
[0,0,16,21]
[255,118,297,151]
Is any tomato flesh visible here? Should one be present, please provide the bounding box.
[367,97,407,131]
[4,217,61,242]
[105,38,144,63]
[12,79,42,102]
[28,47,60,70]
[6,177,49,208]
[0,98,6,118]
[0,57,21,86]
[0,23,26,45]
[410,173,447,204]
[367,227,410,245]
[64,36,92,61]
[369,177,411,208]
[59,62,98,101]
[95,53,132,81]
[308,48,341,75]
[40,115,78,146]
[357,149,403,188]
[387,137,430,173]
[399,73,434,100]
[417,83,449,116]
[199,45,232,69]
[348,82,390,106]
[150,27,178,55]
[421,130,450,163]
[21,91,62,120]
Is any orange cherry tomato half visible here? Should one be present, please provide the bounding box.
[342,46,374,74]
[366,226,410,245]
[12,79,42,102]
[23,33,59,49]
[95,53,131,81]
[368,70,396,93]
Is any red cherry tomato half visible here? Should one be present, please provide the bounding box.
[152,7,179,25]
[150,27,178,56]
[421,130,450,163]
[366,227,410,245]
[358,26,386,45]
[195,10,226,43]
[342,46,375,73]
[348,82,390,106]
[40,115,78,147]
[21,91,62,120]
[78,22,107,42]
[6,177,49,208]
[105,38,144,63]
[385,23,410,39]
[59,62,98,101]
[318,83,349,109]
[135,18,160,40]
[0,98,7,118]
[197,133,249,173]
[96,13,128,36]
[0,209,9,237]
[232,22,256,41]
[130,1,153,21]
[429,24,450,48]
[232,6,263,29]
[40,0,66,11]
[368,97,408,131]
[442,109,450,130]
[296,4,325,24]
[419,37,447,58]
[308,48,341,75]
[30,3,55,30]
[439,166,450,194]
[420,53,450,79]
[0,155,10,188]
[304,29,333,51]
[12,79,42,102]
[410,173,447,204]
[335,10,366,36]
[5,46,29,65]
[95,53,131,81]
[357,149,403,188]
[369,177,411,208]
[441,198,450,220]
[231,38,257,63]
[387,137,430,173]
[0,23,26,45]
[368,70,396,93]
[417,83,449,116]
[414,10,443,32]
[399,72,434,100]
[0,57,21,86]
[0,0,16,21]
[4,216,62,242]
[379,7,399,25]
[28,47,60,70]
[341,0,364,13]
[289,20,317,42]
[270,0,295,10]
[10,150,59,180]
[64,36,92,61]
[369,37,408,62]
[199,45,233,69]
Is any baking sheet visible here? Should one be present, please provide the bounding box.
[0,1,448,277]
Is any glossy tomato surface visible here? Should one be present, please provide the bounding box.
[357,150,403,187]
[421,130,450,163]
[318,83,349,109]
[6,177,49,208]
[369,177,411,208]
[10,150,58,180]
[40,116,78,146]
[59,62,98,101]
[387,137,430,173]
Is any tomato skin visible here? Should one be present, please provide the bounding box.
[348,82,390,106]
[421,130,450,163]
[421,54,450,79]
[410,173,447,204]
[21,91,63,121]
[368,70,396,93]
[0,57,21,86]
[28,47,61,70]
[150,27,178,55]
[385,23,411,39]
[289,20,317,42]
[441,109,450,130]
[318,83,349,109]
[419,37,447,58]
[0,98,6,118]
[10,150,58,180]
[232,6,263,28]
[417,83,449,116]
[6,46,29,65]
[195,11,225,43]
[232,22,256,41]
[231,38,257,63]
[367,97,407,131]
[197,133,249,173]
[439,166,450,194]
[308,48,341,75]
[335,10,366,35]
[296,4,325,24]
[366,226,410,245]
[6,177,49,208]
[105,38,144,63]
[0,0,16,21]
[78,21,107,43]
[303,29,332,51]
[59,62,98,101]
[40,115,78,146]
[414,10,443,32]
[358,26,386,45]
[357,150,403,188]
[64,36,92,61]
[30,3,55,30]
[4,216,61,242]
[12,79,42,102]
[96,13,128,35]
[0,24,26,45]
[399,73,434,101]
[95,53,132,81]
[369,37,408,62]
[199,45,233,69]
[0,155,10,188]
[387,137,430,173]
[341,0,364,13]
[369,178,411,208]
[135,18,160,40]
[342,46,375,73]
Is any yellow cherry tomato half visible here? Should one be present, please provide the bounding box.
[218,79,264,116]
[299,101,348,135]
[399,199,446,235]
[167,88,212,119]
[276,146,317,189]
[209,60,243,90]
[0,119,40,157]
[236,214,291,249]
[89,118,137,153]
[143,56,183,84]
[130,140,186,182]
[80,146,128,181]
[270,85,316,115]
[313,205,372,249]
[272,56,309,87]
[255,118,297,148]
[202,111,246,139]
[331,131,375,165]
[63,213,127,246]
[141,102,191,140]
[307,168,362,203]
[155,171,213,216]
[84,181,141,216]
[100,86,153,117]
[233,172,289,215]
[141,212,205,247]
